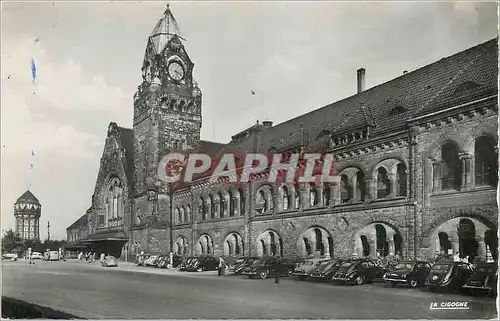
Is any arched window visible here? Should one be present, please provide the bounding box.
[303,237,311,255]
[199,197,206,221]
[309,184,318,207]
[361,235,370,257]
[375,224,389,257]
[441,142,462,190]
[475,136,498,187]
[340,175,351,203]
[438,232,452,255]
[396,164,407,197]
[180,207,185,223]
[294,188,300,209]
[175,208,181,224]
[282,186,289,211]
[356,171,366,201]
[186,206,191,223]
[209,195,215,219]
[323,185,330,206]
[314,228,324,255]
[377,167,390,198]
[219,193,225,218]
[239,189,245,215]
[229,191,235,217]
[261,239,267,256]
[257,190,268,213]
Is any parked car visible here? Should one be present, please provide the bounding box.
[308,259,345,281]
[154,255,168,268]
[462,262,497,296]
[178,257,198,271]
[228,257,259,275]
[241,257,298,279]
[185,256,218,272]
[157,254,183,268]
[426,261,473,293]
[31,252,43,260]
[383,261,432,288]
[293,258,330,280]
[2,253,18,261]
[136,254,150,266]
[101,255,119,267]
[144,255,159,267]
[332,259,387,285]
[48,251,60,261]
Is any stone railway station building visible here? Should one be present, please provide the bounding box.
[66,6,499,263]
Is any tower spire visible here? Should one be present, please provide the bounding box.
[150,3,185,54]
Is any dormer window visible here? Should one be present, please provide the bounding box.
[454,81,480,94]
[389,106,407,116]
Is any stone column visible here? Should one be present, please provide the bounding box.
[388,173,396,198]
[299,184,307,211]
[459,153,471,190]
[329,184,337,207]
[476,237,486,259]
[323,234,330,258]
[352,175,359,201]
[368,237,376,258]
[363,177,373,201]
[431,160,442,192]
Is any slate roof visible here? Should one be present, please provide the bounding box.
[149,5,185,54]
[15,190,40,205]
[214,38,498,155]
[66,214,88,231]
[117,127,135,185]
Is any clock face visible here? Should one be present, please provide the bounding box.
[168,62,184,81]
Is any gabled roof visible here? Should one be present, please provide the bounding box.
[117,127,134,185]
[149,5,185,54]
[214,38,497,155]
[66,214,88,231]
[15,190,40,205]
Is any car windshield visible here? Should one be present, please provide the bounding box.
[302,261,314,266]
[341,262,354,268]
[395,263,415,269]
[322,261,339,270]
[235,259,245,264]
[432,264,451,272]
[251,259,266,266]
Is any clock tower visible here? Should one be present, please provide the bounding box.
[133,5,202,219]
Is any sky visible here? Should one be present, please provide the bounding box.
[1,1,497,240]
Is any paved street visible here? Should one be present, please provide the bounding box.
[2,259,497,319]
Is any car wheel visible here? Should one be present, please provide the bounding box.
[409,280,418,288]
[196,267,203,272]
[287,269,293,277]
[259,270,269,279]
[355,276,365,285]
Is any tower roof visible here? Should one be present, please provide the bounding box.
[15,190,40,205]
[150,4,185,54]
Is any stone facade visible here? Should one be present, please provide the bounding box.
[66,6,498,262]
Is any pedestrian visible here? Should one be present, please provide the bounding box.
[100,253,105,263]
[274,257,281,284]
[218,257,225,276]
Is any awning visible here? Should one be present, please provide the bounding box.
[63,242,90,249]
[89,230,128,242]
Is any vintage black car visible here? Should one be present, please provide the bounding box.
[383,261,432,288]
[332,259,387,285]
[229,257,259,275]
[308,259,345,281]
[462,262,497,296]
[184,256,219,272]
[242,257,297,279]
[426,261,473,293]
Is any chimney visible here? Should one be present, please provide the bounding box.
[357,68,365,93]
[262,120,273,128]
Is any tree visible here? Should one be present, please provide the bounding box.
[2,229,23,254]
